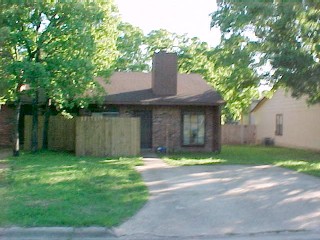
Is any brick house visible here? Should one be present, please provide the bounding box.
[0,102,34,148]
[0,105,15,147]
[0,52,224,152]
[91,52,224,152]
[0,94,39,148]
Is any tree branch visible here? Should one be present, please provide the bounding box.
[20,24,35,60]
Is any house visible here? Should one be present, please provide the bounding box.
[0,104,15,147]
[251,89,320,151]
[0,92,43,148]
[89,52,224,152]
[240,100,260,125]
[1,52,224,153]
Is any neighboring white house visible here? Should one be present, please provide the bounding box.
[251,89,320,151]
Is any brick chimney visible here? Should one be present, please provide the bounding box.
[152,51,177,96]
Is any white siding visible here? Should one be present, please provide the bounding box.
[253,89,320,151]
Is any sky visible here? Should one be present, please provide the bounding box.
[114,0,221,46]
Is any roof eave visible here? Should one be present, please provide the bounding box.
[250,97,267,113]
[103,100,224,107]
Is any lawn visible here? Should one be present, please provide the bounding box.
[162,145,320,177]
[0,151,148,227]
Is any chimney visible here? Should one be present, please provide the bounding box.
[152,51,177,96]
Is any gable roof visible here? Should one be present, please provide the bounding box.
[250,97,268,113]
[97,72,224,106]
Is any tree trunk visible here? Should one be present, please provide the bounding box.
[31,90,39,153]
[12,99,21,157]
[42,99,50,150]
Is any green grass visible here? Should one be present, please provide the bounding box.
[162,145,320,177]
[0,151,148,227]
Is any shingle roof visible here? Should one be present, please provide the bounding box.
[97,72,224,106]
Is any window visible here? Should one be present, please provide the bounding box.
[182,112,205,146]
[92,106,119,117]
[275,114,283,136]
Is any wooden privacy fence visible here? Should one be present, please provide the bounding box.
[76,117,140,157]
[24,116,75,151]
[24,116,140,156]
[222,124,256,145]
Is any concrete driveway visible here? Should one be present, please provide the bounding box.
[115,157,320,239]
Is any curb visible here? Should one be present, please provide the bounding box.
[0,227,116,239]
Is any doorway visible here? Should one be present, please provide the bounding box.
[133,110,152,149]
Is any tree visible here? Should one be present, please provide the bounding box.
[178,36,212,76]
[112,25,259,121]
[0,1,118,155]
[113,28,180,72]
[211,37,260,122]
[114,27,182,71]
[145,29,179,56]
[113,22,149,72]
[146,30,261,121]
[211,0,320,104]
[177,35,259,122]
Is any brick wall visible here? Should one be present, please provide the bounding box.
[0,105,15,147]
[212,106,221,152]
[118,105,221,152]
[152,106,181,152]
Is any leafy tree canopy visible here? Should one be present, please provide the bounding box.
[113,22,149,72]
[212,0,320,104]
[0,1,119,109]
[114,26,258,122]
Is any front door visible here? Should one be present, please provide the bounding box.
[133,110,152,149]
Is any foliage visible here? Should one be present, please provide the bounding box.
[145,29,180,56]
[0,151,147,227]
[178,36,213,75]
[0,1,119,153]
[113,22,149,72]
[114,26,258,121]
[146,30,259,122]
[0,1,118,109]
[114,27,180,72]
[212,36,260,121]
[114,0,319,120]
[212,0,320,104]
[162,145,320,177]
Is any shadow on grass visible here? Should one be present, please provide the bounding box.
[162,145,320,177]
[0,151,148,227]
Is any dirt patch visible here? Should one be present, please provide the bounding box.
[0,163,8,180]
[0,148,11,171]
[0,149,11,158]
[0,163,7,169]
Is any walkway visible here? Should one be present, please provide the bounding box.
[115,155,320,239]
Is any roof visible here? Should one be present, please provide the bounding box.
[97,72,224,106]
[251,89,282,113]
[250,98,267,112]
